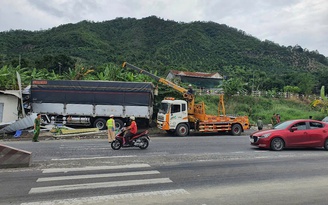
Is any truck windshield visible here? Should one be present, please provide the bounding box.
[159,103,170,114]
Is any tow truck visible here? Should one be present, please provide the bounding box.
[122,62,249,136]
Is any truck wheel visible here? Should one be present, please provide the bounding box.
[115,119,124,130]
[175,124,189,137]
[231,124,242,136]
[93,118,107,130]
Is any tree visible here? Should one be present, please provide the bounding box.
[220,78,246,96]
[35,54,75,74]
[296,73,316,94]
[283,85,301,93]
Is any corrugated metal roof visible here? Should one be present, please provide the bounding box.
[0,113,37,134]
[169,70,223,79]
[0,90,21,98]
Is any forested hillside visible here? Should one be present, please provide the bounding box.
[1,16,328,93]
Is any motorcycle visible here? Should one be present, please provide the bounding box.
[111,126,150,150]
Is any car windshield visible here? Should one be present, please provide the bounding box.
[159,102,170,114]
[322,117,328,122]
[273,120,295,130]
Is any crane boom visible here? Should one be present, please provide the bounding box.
[122,62,193,99]
[122,62,195,114]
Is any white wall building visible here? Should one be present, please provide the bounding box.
[0,90,21,123]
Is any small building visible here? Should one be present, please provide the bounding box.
[166,70,223,88]
[0,90,21,123]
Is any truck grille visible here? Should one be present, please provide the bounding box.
[157,115,164,121]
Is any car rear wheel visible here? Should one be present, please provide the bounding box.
[270,138,284,151]
[324,139,328,150]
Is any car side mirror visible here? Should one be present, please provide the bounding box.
[290,127,298,132]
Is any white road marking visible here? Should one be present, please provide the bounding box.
[22,189,189,205]
[29,178,172,194]
[50,155,136,161]
[254,156,271,159]
[37,170,160,182]
[42,163,151,173]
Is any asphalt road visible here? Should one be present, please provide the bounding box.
[1,133,328,205]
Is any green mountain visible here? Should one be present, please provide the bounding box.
[1,16,328,93]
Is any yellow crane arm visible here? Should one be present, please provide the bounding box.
[122,62,188,94]
[122,62,195,114]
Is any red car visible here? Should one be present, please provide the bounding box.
[250,119,328,151]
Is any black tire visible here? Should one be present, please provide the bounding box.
[175,124,189,137]
[93,118,107,130]
[111,140,122,150]
[324,139,328,150]
[115,119,124,130]
[139,137,149,150]
[270,138,284,151]
[231,124,242,136]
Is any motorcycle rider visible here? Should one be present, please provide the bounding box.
[124,116,137,145]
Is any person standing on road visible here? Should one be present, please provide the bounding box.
[107,114,115,143]
[32,113,41,142]
[257,117,263,130]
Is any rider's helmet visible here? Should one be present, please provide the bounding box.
[130,116,135,121]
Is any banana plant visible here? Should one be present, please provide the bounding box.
[0,65,30,89]
[311,86,328,114]
[64,63,94,80]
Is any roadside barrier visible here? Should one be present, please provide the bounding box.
[0,144,31,168]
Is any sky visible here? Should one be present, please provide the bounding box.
[1,0,327,56]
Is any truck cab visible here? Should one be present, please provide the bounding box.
[157,98,189,136]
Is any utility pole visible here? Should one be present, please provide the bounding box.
[58,62,62,75]
[18,54,21,67]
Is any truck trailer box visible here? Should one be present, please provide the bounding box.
[29,80,154,129]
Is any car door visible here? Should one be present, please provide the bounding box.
[285,121,310,147]
[307,121,327,147]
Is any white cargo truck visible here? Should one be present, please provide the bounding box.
[27,80,154,129]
